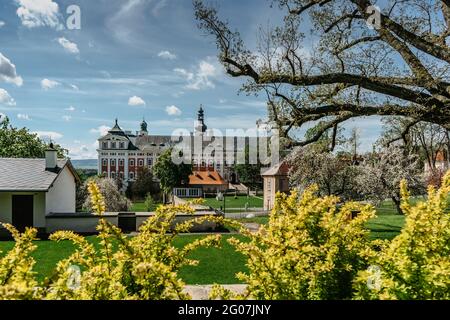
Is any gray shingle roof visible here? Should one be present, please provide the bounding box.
[0,158,69,191]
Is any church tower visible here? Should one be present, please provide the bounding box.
[139,118,148,136]
[194,105,208,136]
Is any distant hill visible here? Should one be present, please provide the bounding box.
[71,159,98,170]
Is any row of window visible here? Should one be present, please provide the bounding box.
[102,141,127,149]
[101,158,226,168]
[102,158,154,167]
[103,171,136,180]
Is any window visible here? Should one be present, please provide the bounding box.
[201,160,206,167]
[138,159,144,167]
[119,142,125,149]
[119,172,124,179]
[111,142,117,149]
[119,159,124,166]
[129,172,135,180]
[148,158,153,166]
[111,172,116,179]
[102,171,107,177]
[102,142,108,149]
[110,159,116,166]
[130,159,135,166]
[102,159,107,166]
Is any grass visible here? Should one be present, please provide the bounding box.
[130,201,160,212]
[0,234,248,285]
[202,195,263,211]
[2,197,442,285]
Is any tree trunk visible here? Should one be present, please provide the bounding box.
[392,196,403,215]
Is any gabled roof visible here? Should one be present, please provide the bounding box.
[189,171,227,186]
[261,161,290,177]
[0,158,79,192]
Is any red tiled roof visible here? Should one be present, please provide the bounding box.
[189,171,227,186]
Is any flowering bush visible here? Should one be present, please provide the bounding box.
[1,176,449,300]
[82,177,131,213]
[212,186,376,300]
[0,182,221,300]
[354,171,450,300]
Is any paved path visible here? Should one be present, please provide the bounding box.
[184,285,247,300]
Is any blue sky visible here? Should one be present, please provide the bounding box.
[0,0,383,159]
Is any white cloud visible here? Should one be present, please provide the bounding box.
[174,58,220,90]
[158,50,177,60]
[166,105,182,116]
[0,21,5,28]
[0,88,16,106]
[41,78,60,90]
[128,95,146,106]
[62,115,72,122]
[17,113,31,120]
[174,68,193,80]
[33,131,63,140]
[0,53,23,86]
[90,125,111,136]
[15,0,62,29]
[65,106,76,111]
[70,84,79,91]
[57,37,79,54]
[67,141,99,159]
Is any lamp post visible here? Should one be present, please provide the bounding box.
[217,190,226,215]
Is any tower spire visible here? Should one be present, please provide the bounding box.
[196,105,207,134]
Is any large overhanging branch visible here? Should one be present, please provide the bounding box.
[194,0,450,147]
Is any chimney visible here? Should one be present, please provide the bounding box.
[45,143,58,170]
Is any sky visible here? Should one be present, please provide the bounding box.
[0,0,384,159]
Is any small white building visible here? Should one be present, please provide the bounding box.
[262,161,290,211]
[0,146,80,234]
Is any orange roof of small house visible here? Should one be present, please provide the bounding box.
[189,170,227,186]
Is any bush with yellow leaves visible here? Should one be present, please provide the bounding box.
[0,181,221,300]
[354,171,450,300]
[212,186,376,300]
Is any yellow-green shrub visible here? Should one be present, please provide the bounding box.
[354,171,450,300]
[212,186,376,300]
[0,182,221,300]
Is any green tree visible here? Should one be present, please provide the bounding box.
[234,146,263,190]
[131,167,158,200]
[153,148,192,203]
[144,193,156,211]
[0,117,67,158]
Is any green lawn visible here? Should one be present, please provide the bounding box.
[202,195,263,211]
[0,198,431,285]
[130,201,160,212]
[0,234,247,285]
